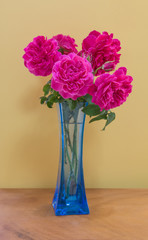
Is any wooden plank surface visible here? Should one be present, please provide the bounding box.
[0,189,148,240]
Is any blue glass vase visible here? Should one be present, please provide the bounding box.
[52,101,89,216]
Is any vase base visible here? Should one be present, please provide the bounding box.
[52,193,90,216]
[52,201,90,216]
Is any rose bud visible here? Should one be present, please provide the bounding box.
[102,62,115,72]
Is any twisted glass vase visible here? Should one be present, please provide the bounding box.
[52,101,89,216]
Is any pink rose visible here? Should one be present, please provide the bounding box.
[82,31,121,75]
[51,53,94,100]
[53,34,78,54]
[89,67,133,110]
[23,36,61,76]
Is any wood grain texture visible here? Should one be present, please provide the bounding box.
[0,189,148,240]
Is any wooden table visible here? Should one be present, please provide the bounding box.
[0,189,148,240]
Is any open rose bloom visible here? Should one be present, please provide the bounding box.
[51,53,93,100]
[23,31,133,129]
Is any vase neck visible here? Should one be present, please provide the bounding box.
[57,102,86,124]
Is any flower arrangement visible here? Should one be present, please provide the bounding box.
[23,31,133,130]
[23,31,133,215]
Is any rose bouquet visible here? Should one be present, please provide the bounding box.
[23,31,133,216]
[23,31,133,130]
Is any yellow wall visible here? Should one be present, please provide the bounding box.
[0,0,148,188]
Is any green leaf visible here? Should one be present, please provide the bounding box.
[40,96,47,104]
[102,112,116,131]
[83,94,92,104]
[46,94,55,108]
[82,104,101,117]
[58,48,64,54]
[89,110,107,123]
[58,48,69,54]
[43,84,50,96]
[53,98,59,103]
[47,94,54,101]
[47,101,53,108]
[58,97,64,103]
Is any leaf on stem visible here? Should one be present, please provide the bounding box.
[46,94,55,108]
[40,96,47,104]
[58,97,64,103]
[82,104,101,117]
[102,112,116,131]
[43,84,50,96]
[89,110,107,123]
